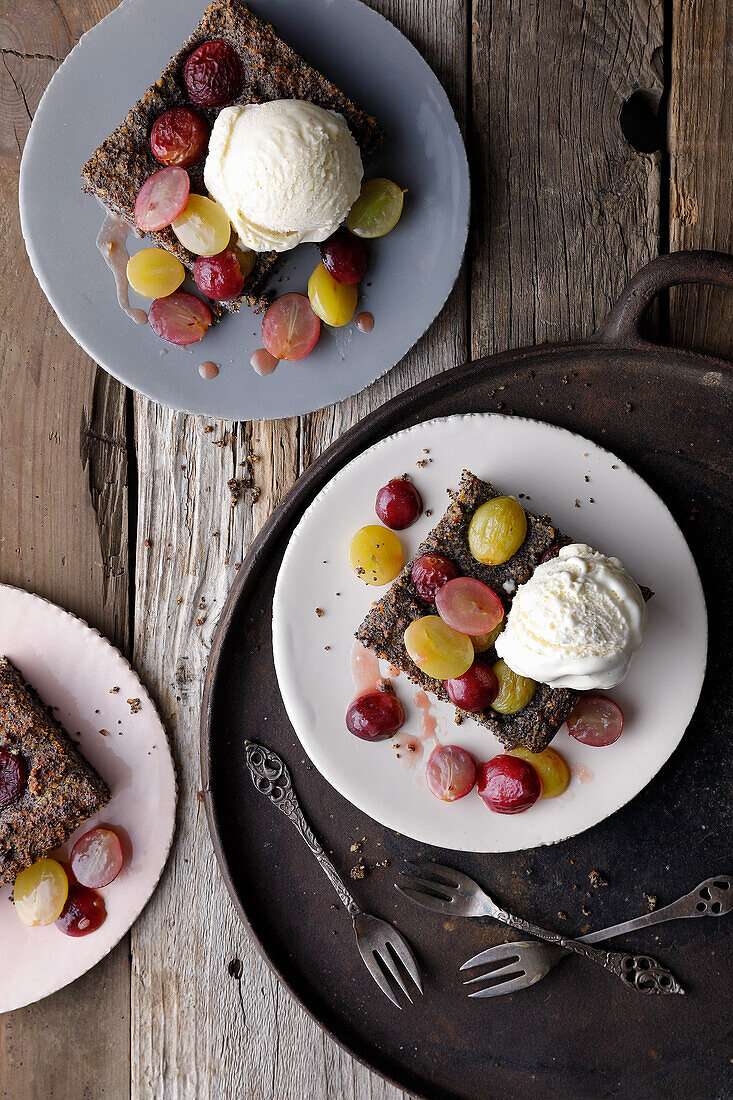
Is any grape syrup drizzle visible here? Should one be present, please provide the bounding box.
[96,208,147,326]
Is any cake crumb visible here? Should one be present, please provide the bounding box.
[127,698,142,714]
[589,870,608,889]
[644,893,658,911]
[109,686,120,694]
[99,728,110,737]
[350,862,366,880]
[557,911,568,920]
[315,607,324,617]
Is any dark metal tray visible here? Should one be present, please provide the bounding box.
[202,251,733,1099]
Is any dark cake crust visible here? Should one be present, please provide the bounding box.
[0,657,110,886]
[356,471,581,754]
[81,0,383,314]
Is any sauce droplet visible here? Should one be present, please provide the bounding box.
[96,208,147,326]
[350,642,382,696]
[250,348,279,375]
[355,311,374,333]
[199,360,219,380]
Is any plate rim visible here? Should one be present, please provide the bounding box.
[18,0,470,421]
[0,582,177,1014]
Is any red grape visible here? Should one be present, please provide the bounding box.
[567,695,624,746]
[134,167,190,231]
[183,39,244,107]
[319,229,368,285]
[149,291,211,345]
[411,554,459,602]
[262,294,320,360]
[0,750,26,810]
[446,661,499,712]
[71,827,124,889]
[150,107,209,167]
[55,884,106,937]
[346,691,405,742]
[477,755,542,814]
[375,478,423,530]
[435,577,504,635]
[540,539,571,564]
[426,745,477,801]
[194,249,245,300]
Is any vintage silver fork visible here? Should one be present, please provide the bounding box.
[244,741,422,1008]
[396,860,683,995]
[460,874,732,997]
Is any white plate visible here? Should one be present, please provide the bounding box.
[272,414,707,852]
[0,586,176,1013]
[19,0,469,420]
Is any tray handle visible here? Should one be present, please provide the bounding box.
[597,250,733,350]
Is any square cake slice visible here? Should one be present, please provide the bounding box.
[356,471,580,754]
[81,0,383,314]
[0,657,110,886]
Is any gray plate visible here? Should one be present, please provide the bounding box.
[19,0,469,420]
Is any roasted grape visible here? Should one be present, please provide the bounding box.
[307,263,358,327]
[319,228,368,284]
[435,577,504,636]
[56,884,107,937]
[346,178,404,238]
[346,691,405,741]
[71,827,124,889]
[491,659,536,714]
[182,39,244,107]
[567,695,624,746]
[403,616,474,680]
[468,497,527,565]
[127,248,185,298]
[13,859,68,926]
[411,554,459,603]
[510,745,570,798]
[348,525,402,585]
[148,291,211,345]
[193,249,245,300]
[150,107,209,167]
[477,755,542,814]
[446,661,499,712]
[426,745,477,801]
[540,539,571,563]
[0,750,26,811]
[172,194,231,257]
[261,294,320,361]
[375,478,422,530]
[134,167,190,231]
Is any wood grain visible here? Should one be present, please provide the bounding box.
[0,2,130,1098]
[669,0,733,357]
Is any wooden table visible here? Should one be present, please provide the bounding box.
[1,0,731,1096]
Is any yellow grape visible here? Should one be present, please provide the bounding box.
[14,858,68,926]
[468,497,527,565]
[472,620,505,653]
[346,178,404,238]
[491,659,536,714]
[308,263,358,327]
[172,194,231,256]
[127,248,185,298]
[404,616,474,680]
[348,525,402,585]
[510,745,570,798]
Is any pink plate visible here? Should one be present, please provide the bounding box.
[0,584,176,1012]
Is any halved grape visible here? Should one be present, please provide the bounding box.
[307,263,358,327]
[375,478,422,530]
[172,194,231,257]
[403,616,474,681]
[477,755,542,814]
[411,554,459,603]
[446,660,499,712]
[567,695,624,746]
[13,859,68,926]
[472,621,505,653]
[127,248,185,298]
[468,497,527,565]
[346,178,404,238]
[435,577,504,636]
[346,691,405,741]
[135,167,190,231]
[348,525,402,586]
[70,827,124,889]
[148,291,211,345]
[510,745,570,798]
[56,884,106,937]
[426,745,477,801]
[491,659,536,714]
[262,294,320,361]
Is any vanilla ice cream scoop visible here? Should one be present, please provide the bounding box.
[495,544,647,690]
[203,100,363,253]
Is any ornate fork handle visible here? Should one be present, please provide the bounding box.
[493,907,683,994]
[244,741,361,916]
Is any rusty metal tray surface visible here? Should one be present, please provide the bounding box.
[201,251,733,1099]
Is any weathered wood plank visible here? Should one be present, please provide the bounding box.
[471,0,664,355]
[130,0,467,1095]
[669,0,733,358]
[0,3,131,1099]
